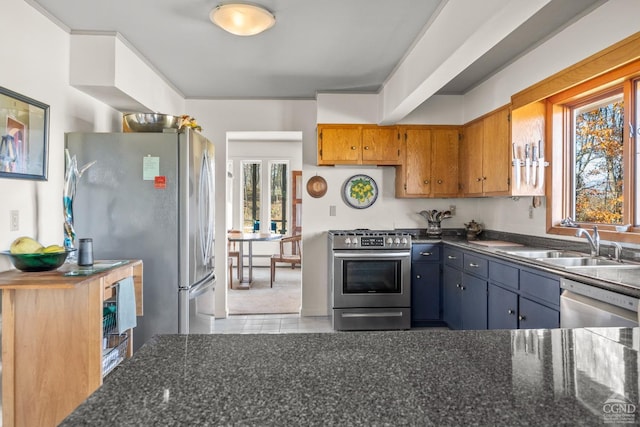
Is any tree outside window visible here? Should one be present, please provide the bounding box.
[571,93,624,224]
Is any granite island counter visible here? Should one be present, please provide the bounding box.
[61,327,638,426]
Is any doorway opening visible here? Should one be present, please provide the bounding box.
[225,131,303,315]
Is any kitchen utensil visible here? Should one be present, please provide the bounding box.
[537,140,544,189]
[512,143,521,190]
[524,143,531,185]
[1,249,76,272]
[306,175,327,198]
[531,145,538,186]
[122,113,180,132]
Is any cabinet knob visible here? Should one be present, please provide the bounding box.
[364,146,370,150]
[476,177,482,182]
[456,283,461,288]
[424,179,430,184]
[518,315,526,321]
[469,262,479,268]
[483,176,487,181]
[460,286,466,291]
[416,274,421,279]
[447,255,457,260]
[420,252,432,256]
[350,146,357,150]
[437,179,443,184]
[508,309,515,315]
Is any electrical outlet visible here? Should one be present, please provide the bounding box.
[449,205,456,216]
[10,210,19,231]
[528,206,534,219]
[329,205,336,216]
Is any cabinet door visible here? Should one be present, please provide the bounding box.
[482,106,511,194]
[461,120,484,195]
[411,263,441,323]
[362,126,401,165]
[519,298,559,329]
[443,265,463,329]
[402,128,432,196]
[488,284,518,329]
[461,273,488,330]
[431,129,459,196]
[317,125,361,165]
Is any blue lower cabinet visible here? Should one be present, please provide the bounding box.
[488,284,518,329]
[411,263,441,324]
[443,266,463,329]
[519,297,559,329]
[461,273,488,330]
[411,243,442,326]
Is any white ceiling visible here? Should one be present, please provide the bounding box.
[28,0,604,100]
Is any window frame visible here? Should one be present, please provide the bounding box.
[547,61,640,243]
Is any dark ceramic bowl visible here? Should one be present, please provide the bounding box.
[1,249,76,272]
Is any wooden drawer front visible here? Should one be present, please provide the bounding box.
[443,247,463,269]
[489,261,519,290]
[520,271,560,306]
[412,244,441,263]
[463,253,488,277]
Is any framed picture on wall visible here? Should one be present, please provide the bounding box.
[0,86,49,180]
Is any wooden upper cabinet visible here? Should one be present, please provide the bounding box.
[432,129,460,197]
[395,126,460,198]
[460,106,511,197]
[317,124,401,166]
[317,125,361,165]
[361,126,402,165]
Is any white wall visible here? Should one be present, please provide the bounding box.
[0,0,122,273]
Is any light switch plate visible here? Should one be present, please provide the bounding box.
[10,210,18,231]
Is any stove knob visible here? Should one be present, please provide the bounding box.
[401,237,408,245]
[344,237,351,245]
[386,237,393,245]
[394,237,401,245]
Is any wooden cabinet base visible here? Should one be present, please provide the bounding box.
[0,260,142,427]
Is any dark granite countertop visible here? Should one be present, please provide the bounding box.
[61,328,639,426]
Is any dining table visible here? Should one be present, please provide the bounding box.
[227,231,282,289]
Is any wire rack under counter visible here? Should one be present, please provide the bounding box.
[102,300,129,377]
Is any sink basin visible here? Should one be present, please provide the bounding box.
[542,257,640,268]
[501,249,585,258]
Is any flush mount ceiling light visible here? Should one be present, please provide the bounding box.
[210,3,276,36]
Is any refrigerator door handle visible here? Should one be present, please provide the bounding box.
[198,149,215,265]
[183,271,216,298]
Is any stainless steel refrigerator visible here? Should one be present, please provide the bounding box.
[66,129,215,351]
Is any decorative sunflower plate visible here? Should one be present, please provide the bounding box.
[342,174,378,209]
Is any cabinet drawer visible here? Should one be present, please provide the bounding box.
[412,244,441,262]
[520,270,560,306]
[443,247,463,269]
[463,253,488,277]
[489,260,519,290]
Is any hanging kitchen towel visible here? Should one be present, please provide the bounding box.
[116,276,137,334]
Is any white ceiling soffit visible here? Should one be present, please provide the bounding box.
[28,0,604,120]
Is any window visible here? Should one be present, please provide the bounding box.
[242,161,261,232]
[240,160,289,234]
[571,91,624,224]
[547,60,640,241]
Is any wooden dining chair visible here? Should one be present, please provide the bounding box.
[270,234,302,287]
[227,230,241,289]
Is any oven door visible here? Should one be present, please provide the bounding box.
[332,250,411,308]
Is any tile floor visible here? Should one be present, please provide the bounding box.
[210,314,334,334]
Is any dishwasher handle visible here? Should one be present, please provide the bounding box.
[561,278,639,312]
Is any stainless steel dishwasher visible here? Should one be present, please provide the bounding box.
[560,278,639,328]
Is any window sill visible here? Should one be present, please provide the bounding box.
[548,225,640,244]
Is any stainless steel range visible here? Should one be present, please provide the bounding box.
[328,230,412,331]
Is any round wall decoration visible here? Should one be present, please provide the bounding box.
[342,174,378,209]
[306,175,327,198]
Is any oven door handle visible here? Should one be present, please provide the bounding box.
[333,252,410,258]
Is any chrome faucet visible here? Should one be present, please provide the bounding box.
[609,242,623,262]
[576,226,600,257]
